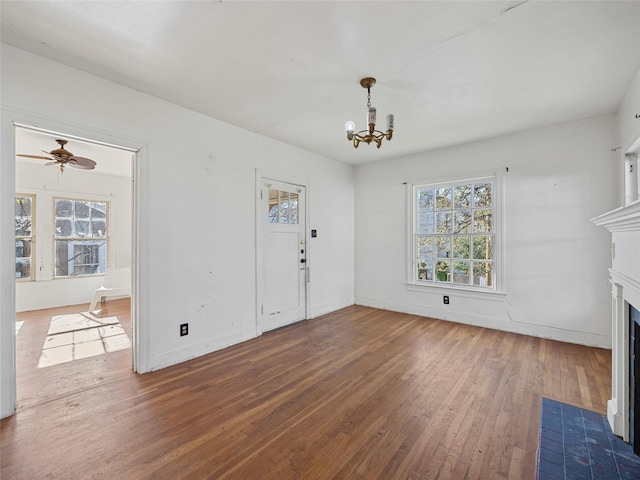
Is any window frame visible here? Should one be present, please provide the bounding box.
[407,172,504,294]
[52,196,110,278]
[15,194,36,282]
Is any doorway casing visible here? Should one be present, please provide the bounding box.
[0,108,149,418]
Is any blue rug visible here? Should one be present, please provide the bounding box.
[538,398,640,479]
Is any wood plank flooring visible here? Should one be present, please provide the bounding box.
[1,304,611,479]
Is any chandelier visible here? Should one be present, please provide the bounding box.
[345,77,394,149]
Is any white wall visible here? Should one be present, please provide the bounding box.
[611,69,640,287]
[355,115,619,348]
[15,160,132,312]
[1,44,355,417]
[618,70,640,155]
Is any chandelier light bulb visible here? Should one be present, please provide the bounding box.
[368,107,376,126]
[386,114,394,131]
[345,120,355,132]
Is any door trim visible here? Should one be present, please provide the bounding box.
[255,169,310,335]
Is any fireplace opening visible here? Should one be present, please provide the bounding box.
[631,304,640,456]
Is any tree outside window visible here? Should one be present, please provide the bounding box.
[414,178,495,289]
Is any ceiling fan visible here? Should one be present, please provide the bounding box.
[17,139,97,173]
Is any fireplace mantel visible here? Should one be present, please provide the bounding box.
[592,200,640,232]
[592,200,640,442]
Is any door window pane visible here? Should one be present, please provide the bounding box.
[267,188,299,225]
[290,193,298,224]
[268,189,278,223]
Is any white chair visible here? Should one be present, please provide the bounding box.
[88,267,131,312]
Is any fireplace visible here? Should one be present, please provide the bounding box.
[592,199,640,449]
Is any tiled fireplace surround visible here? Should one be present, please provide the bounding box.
[593,199,640,447]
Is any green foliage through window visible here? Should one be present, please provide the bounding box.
[415,179,494,288]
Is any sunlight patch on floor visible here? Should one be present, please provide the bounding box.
[16,321,24,334]
[38,312,131,368]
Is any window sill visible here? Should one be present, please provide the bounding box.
[405,282,506,300]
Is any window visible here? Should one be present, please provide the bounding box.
[15,195,35,280]
[54,198,108,277]
[412,177,495,290]
[268,189,298,224]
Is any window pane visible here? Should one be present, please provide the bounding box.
[453,209,471,234]
[16,196,33,236]
[453,261,470,285]
[56,219,73,237]
[435,236,450,258]
[16,239,32,258]
[435,187,452,210]
[15,196,32,216]
[74,201,91,219]
[417,259,433,281]
[453,237,470,259]
[435,260,450,282]
[55,199,73,218]
[417,212,434,234]
[16,259,31,279]
[74,220,90,237]
[15,217,32,236]
[474,183,492,207]
[417,236,433,259]
[436,212,452,234]
[91,220,106,237]
[454,185,471,208]
[290,193,298,224]
[417,189,435,211]
[268,189,278,223]
[90,202,106,219]
[473,236,493,260]
[279,191,289,224]
[55,240,106,277]
[473,262,492,287]
[473,209,492,233]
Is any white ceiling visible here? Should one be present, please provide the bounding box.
[2,1,639,166]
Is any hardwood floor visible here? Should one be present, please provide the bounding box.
[1,304,611,479]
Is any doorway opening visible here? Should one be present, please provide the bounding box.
[14,124,136,410]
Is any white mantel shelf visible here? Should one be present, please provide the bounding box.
[592,200,640,232]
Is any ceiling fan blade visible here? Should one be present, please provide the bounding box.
[17,154,53,160]
[67,163,94,170]
[68,156,96,170]
[44,161,59,166]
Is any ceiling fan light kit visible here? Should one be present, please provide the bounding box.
[17,139,97,173]
[345,77,394,149]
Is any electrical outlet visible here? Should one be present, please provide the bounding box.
[443,296,449,305]
[180,323,188,336]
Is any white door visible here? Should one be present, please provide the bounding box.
[258,179,307,332]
